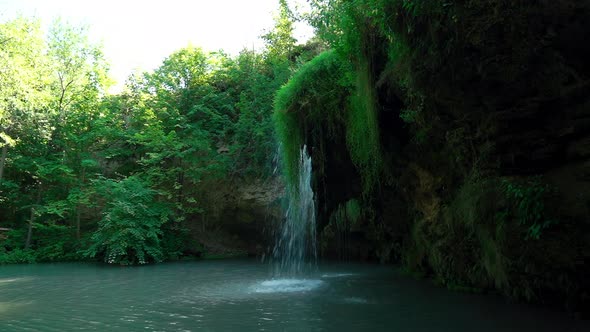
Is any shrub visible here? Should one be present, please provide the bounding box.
[501,178,556,240]
[0,248,36,264]
[84,176,171,265]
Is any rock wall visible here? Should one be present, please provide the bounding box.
[186,178,284,257]
[276,0,590,314]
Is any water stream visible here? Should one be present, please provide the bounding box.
[267,145,321,293]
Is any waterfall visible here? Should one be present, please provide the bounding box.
[272,145,317,276]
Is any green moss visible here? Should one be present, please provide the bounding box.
[346,60,382,193]
[478,229,508,289]
[273,50,351,189]
[408,173,585,304]
[345,199,362,225]
[443,175,510,289]
[403,218,429,271]
[328,198,363,231]
[401,174,513,291]
[273,108,302,190]
[274,51,346,114]
[302,0,590,311]
[274,49,385,195]
[500,178,556,240]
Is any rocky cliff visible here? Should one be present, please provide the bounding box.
[186,178,284,257]
[275,0,590,314]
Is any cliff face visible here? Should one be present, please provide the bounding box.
[275,0,590,313]
[186,178,284,257]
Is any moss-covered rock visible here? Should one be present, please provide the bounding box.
[277,0,590,314]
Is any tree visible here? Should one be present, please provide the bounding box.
[47,19,110,119]
[1,8,319,265]
[84,176,170,265]
[0,17,51,183]
[262,0,297,61]
[46,19,111,240]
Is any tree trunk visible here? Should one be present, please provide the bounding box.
[25,187,42,249]
[25,206,35,249]
[75,167,86,240]
[75,209,81,240]
[176,158,185,216]
[0,144,7,182]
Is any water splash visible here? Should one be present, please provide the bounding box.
[272,145,317,276]
[253,279,323,293]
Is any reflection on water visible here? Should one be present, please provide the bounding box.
[0,277,32,284]
[0,279,18,284]
[0,260,588,332]
[321,273,357,278]
[342,297,369,304]
[0,301,33,316]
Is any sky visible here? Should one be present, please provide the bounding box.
[0,0,313,91]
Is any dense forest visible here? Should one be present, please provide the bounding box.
[2,0,590,315]
[0,2,318,264]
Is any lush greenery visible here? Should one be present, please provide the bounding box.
[274,50,347,188]
[2,0,589,315]
[0,3,318,265]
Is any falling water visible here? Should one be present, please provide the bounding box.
[272,145,317,276]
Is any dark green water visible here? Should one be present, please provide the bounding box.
[0,260,587,331]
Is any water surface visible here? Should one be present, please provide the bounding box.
[0,260,587,331]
